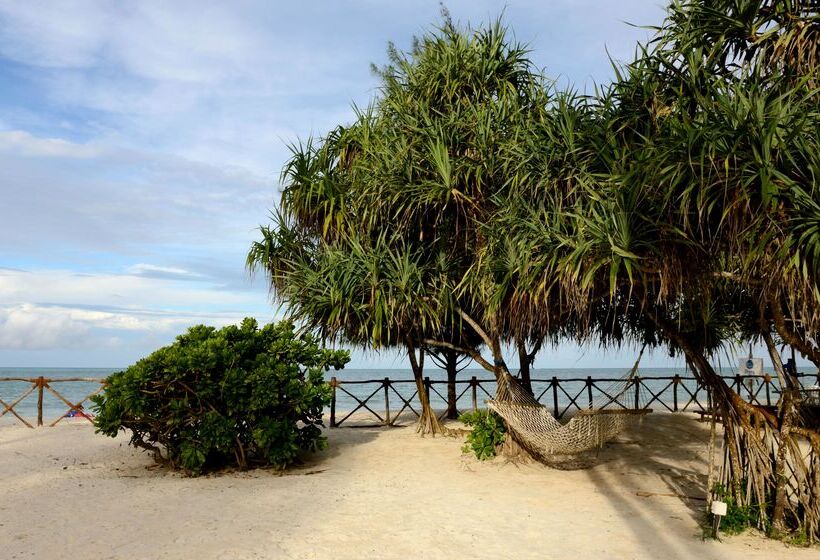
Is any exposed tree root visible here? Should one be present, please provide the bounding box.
[416,407,450,436]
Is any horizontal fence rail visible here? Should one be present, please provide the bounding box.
[0,377,105,428]
[328,373,797,428]
[3,372,815,429]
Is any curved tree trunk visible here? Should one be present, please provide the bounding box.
[770,295,820,370]
[651,312,820,539]
[647,310,775,505]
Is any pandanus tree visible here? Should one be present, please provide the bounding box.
[519,0,820,537]
[249,16,553,434]
[649,1,820,536]
[466,0,820,538]
[250,1,820,538]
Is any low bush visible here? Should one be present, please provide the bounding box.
[707,483,764,536]
[459,409,506,460]
[92,319,348,475]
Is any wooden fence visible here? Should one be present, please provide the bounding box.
[0,377,105,428]
[2,372,812,429]
[328,373,788,427]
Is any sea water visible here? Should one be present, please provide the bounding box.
[1,365,790,426]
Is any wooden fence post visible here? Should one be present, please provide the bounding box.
[673,375,680,412]
[764,374,772,406]
[471,376,477,412]
[634,377,641,410]
[586,376,593,409]
[37,376,45,427]
[424,377,431,405]
[383,377,391,426]
[330,376,337,428]
[552,376,559,419]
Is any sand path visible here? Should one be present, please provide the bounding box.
[0,414,815,559]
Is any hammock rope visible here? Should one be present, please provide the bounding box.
[488,347,652,458]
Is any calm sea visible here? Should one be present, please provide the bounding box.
[2,365,770,425]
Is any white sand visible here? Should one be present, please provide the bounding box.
[0,413,816,560]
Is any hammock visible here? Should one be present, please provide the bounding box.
[488,351,651,459]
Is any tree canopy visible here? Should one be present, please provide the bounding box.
[250,0,820,539]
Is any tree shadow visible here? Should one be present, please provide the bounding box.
[568,413,719,559]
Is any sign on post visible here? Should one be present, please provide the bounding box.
[738,358,763,377]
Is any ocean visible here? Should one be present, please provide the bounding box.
[1,364,787,426]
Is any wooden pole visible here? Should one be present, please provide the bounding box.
[765,374,772,406]
[37,376,45,427]
[383,377,391,426]
[552,376,559,419]
[634,377,641,410]
[330,377,337,428]
[471,376,477,412]
[673,375,679,412]
[586,376,593,409]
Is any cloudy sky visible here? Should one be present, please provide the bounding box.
[2,0,752,370]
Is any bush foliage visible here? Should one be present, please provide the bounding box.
[92,319,348,475]
[460,410,506,460]
[708,483,764,536]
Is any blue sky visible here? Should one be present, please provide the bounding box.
[1,0,801,371]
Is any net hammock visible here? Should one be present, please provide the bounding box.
[488,349,652,459]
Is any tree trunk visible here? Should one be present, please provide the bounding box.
[406,339,444,436]
[770,293,820,369]
[516,336,533,395]
[686,350,747,499]
[646,310,763,501]
[762,330,798,535]
[445,350,459,420]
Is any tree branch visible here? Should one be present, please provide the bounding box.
[423,338,495,373]
[769,294,820,368]
[456,309,494,349]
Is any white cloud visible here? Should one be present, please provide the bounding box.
[0,129,103,158]
[0,303,91,349]
[0,268,263,312]
[0,266,275,354]
[0,0,667,367]
[0,302,252,350]
[127,263,202,279]
[0,129,273,255]
[0,0,112,68]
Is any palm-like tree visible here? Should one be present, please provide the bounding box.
[251,0,820,538]
[546,0,820,536]
[250,16,554,433]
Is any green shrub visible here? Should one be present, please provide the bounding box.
[708,483,764,536]
[459,410,506,460]
[92,319,348,475]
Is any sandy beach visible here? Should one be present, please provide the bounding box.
[1,413,815,560]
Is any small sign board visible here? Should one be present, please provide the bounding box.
[711,500,728,516]
[738,357,763,377]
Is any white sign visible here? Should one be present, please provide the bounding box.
[711,501,728,516]
[739,357,763,376]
